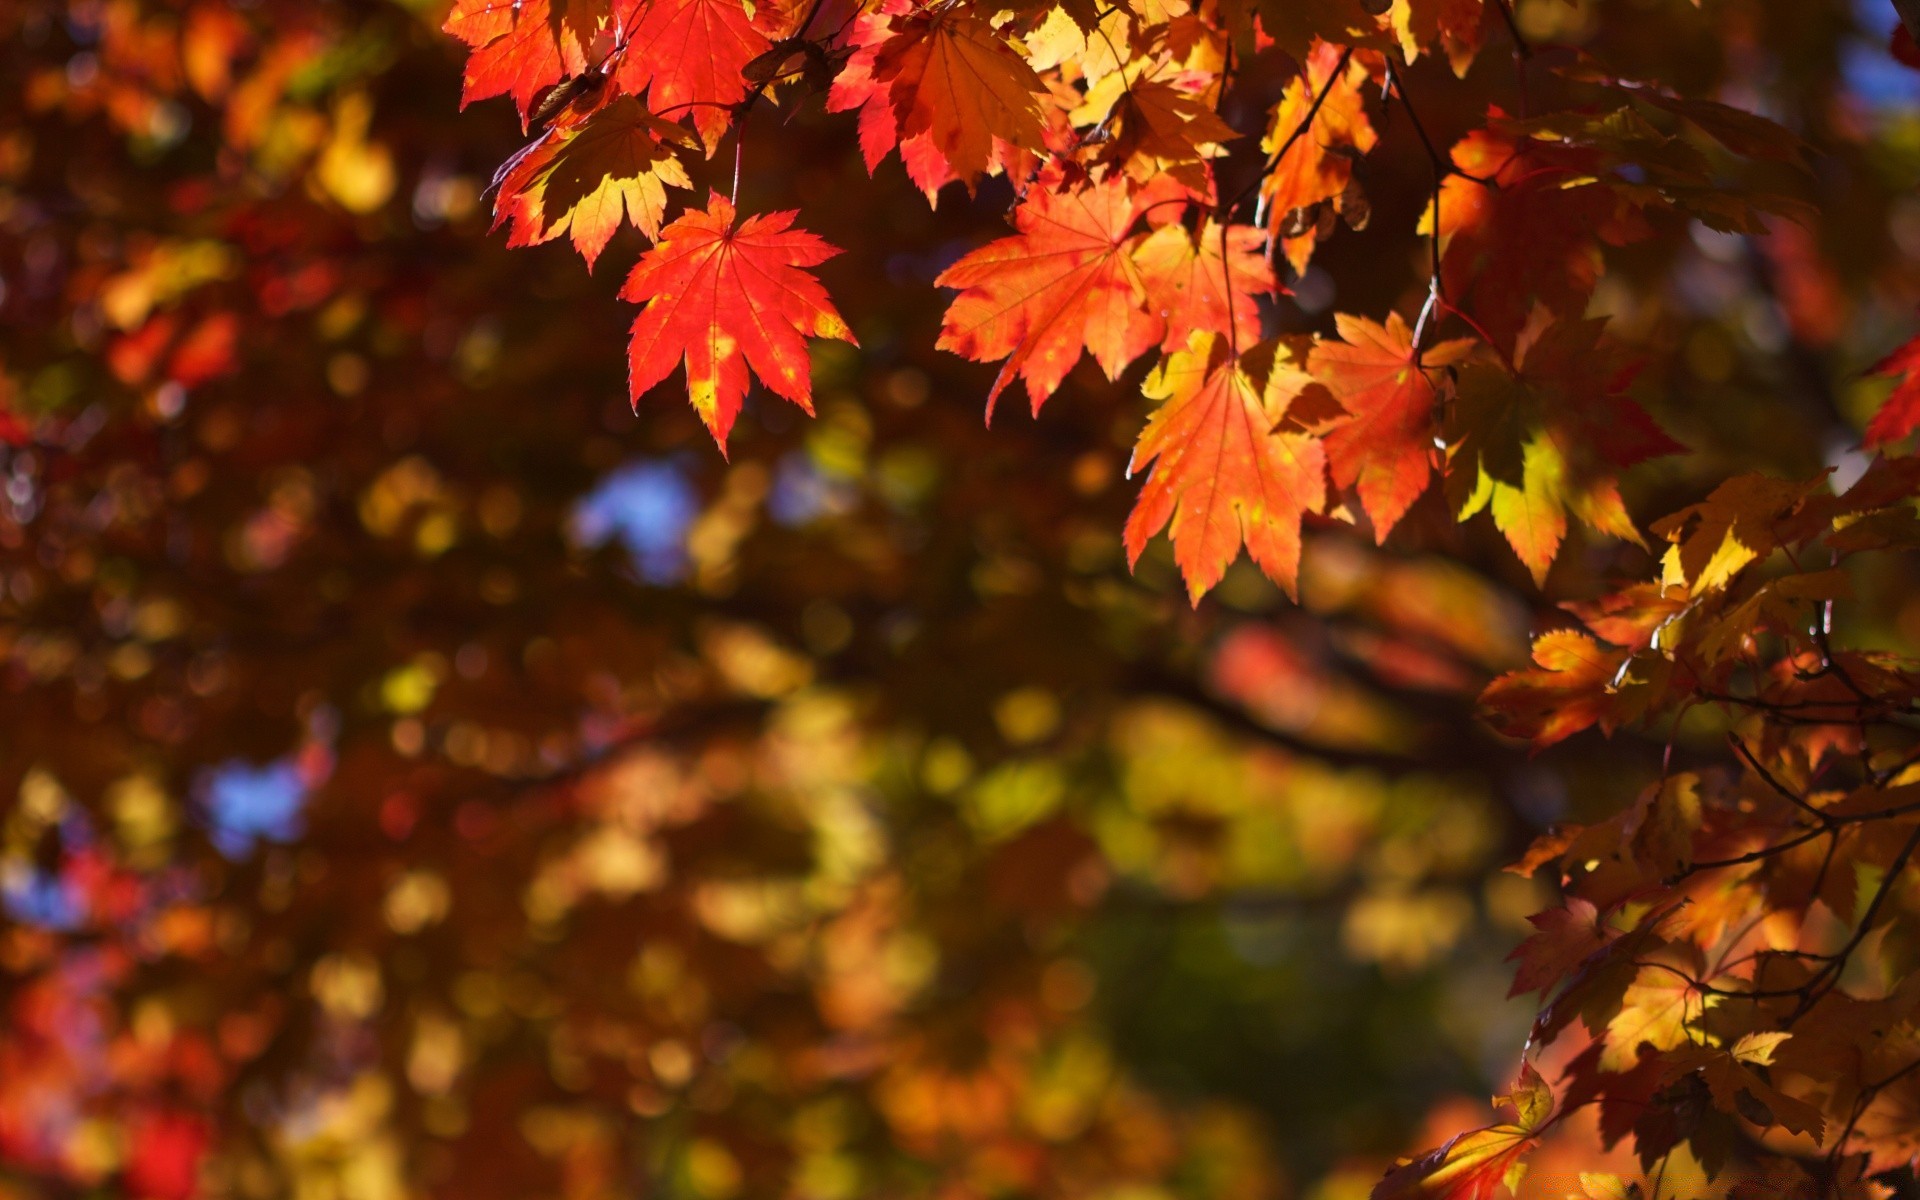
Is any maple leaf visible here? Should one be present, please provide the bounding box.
[1623,774,1704,880]
[1372,1063,1554,1200]
[1393,0,1488,75]
[1426,120,1649,351]
[611,0,771,149]
[827,0,1051,203]
[1465,432,1572,586]
[1124,333,1327,602]
[1600,968,1702,1072]
[1073,73,1238,191]
[445,0,596,125]
[1618,85,1812,170]
[1132,220,1274,353]
[1448,317,1679,586]
[935,175,1162,418]
[491,96,695,269]
[1508,897,1609,999]
[620,192,855,451]
[1479,629,1626,748]
[1261,40,1377,276]
[1692,568,1851,666]
[1309,312,1472,542]
[1649,472,1825,595]
[1662,1042,1828,1142]
[1864,329,1920,448]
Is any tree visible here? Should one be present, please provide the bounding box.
[2,0,1920,1197]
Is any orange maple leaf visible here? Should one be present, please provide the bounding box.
[492,97,695,269]
[1601,967,1699,1072]
[611,0,772,149]
[1073,73,1238,191]
[1132,220,1275,353]
[1479,629,1627,749]
[936,175,1162,419]
[827,0,1051,203]
[1310,312,1472,542]
[1123,333,1326,602]
[1261,39,1376,276]
[1372,1063,1554,1200]
[620,193,856,451]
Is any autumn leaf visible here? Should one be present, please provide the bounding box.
[620,192,855,451]
[1508,897,1609,999]
[936,174,1162,418]
[1073,73,1238,191]
[1650,472,1825,594]
[1373,1063,1554,1200]
[828,0,1051,202]
[612,0,772,149]
[1479,629,1627,748]
[491,97,695,269]
[445,0,595,125]
[1469,432,1572,586]
[1262,40,1376,276]
[1132,220,1274,353]
[1448,317,1678,585]
[1393,0,1488,75]
[1600,968,1702,1072]
[1864,329,1920,448]
[1662,1042,1828,1142]
[1124,332,1327,602]
[1624,773,1704,880]
[1426,120,1648,351]
[1310,312,1472,542]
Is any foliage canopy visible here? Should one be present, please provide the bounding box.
[7,0,1920,1197]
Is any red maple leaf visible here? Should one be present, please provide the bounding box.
[445,0,595,126]
[611,0,772,149]
[1124,333,1326,602]
[935,174,1162,419]
[827,0,1051,203]
[620,192,856,451]
[1428,119,1648,351]
[1864,329,1920,447]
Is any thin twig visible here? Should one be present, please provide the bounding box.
[1730,733,1835,827]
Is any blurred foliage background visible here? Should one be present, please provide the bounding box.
[5,0,1920,1196]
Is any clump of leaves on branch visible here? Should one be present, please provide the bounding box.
[1411,457,1920,1199]
[9,0,1920,1196]
[443,0,1920,1193]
